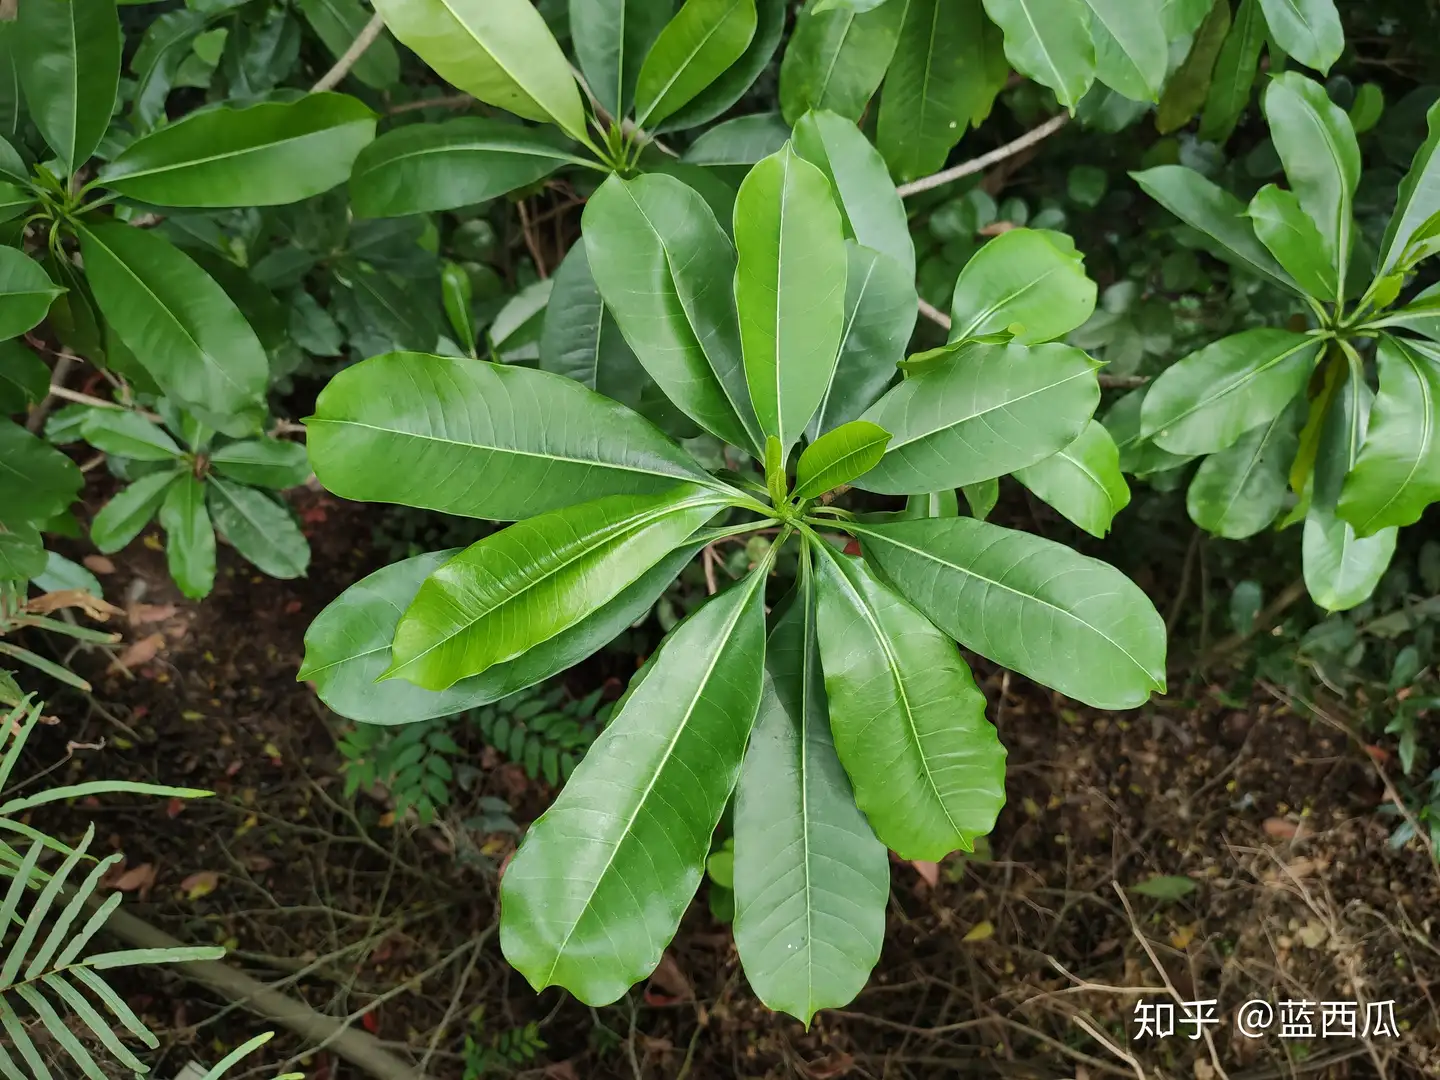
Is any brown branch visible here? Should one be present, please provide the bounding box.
[47,383,163,421]
[896,113,1070,198]
[311,11,387,93]
[387,93,476,115]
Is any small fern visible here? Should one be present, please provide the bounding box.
[462,1007,546,1079]
[338,718,460,825]
[468,684,610,786]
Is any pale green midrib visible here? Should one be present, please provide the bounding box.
[1294,97,1353,300]
[798,585,818,1018]
[210,479,302,575]
[848,523,1156,684]
[1354,345,1434,533]
[103,120,364,186]
[772,152,790,446]
[1016,0,1066,97]
[956,263,1067,341]
[812,542,963,840]
[812,10,856,108]
[637,0,747,127]
[539,569,761,984]
[809,253,876,434]
[354,140,585,181]
[1217,415,1282,527]
[796,438,882,499]
[885,365,1095,452]
[1154,337,1314,434]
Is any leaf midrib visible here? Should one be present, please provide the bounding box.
[884,363,1095,451]
[103,119,363,187]
[1150,336,1314,436]
[637,0,748,127]
[1353,343,1435,533]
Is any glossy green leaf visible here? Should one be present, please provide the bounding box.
[100,94,376,207]
[300,541,701,724]
[583,173,762,452]
[441,260,476,355]
[1336,337,1440,536]
[1186,406,1298,539]
[1262,73,1358,296]
[735,145,848,452]
[793,109,915,276]
[388,487,722,690]
[372,0,588,140]
[500,565,767,1005]
[207,478,309,579]
[159,474,215,599]
[1247,184,1337,300]
[661,0,784,130]
[297,0,400,90]
[0,419,82,528]
[31,550,102,597]
[89,470,181,553]
[79,224,267,426]
[859,341,1100,493]
[0,180,33,224]
[78,409,182,461]
[306,352,714,519]
[0,525,44,582]
[1303,366,1398,611]
[980,0,1095,109]
[1080,0,1167,103]
[683,112,791,165]
[806,243,916,439]
[1155,0,1230,134]
[1014,420,1130,537]
[571,0,674,118]
[1140,329,1320,455]
[635,0,757,128]
[1373,284,1440,341]
[960,480,996,519]
[948,229,1096,345]
[0,340,49,413]
[349,119,586,218]
[811,543,1004,860]
[0,249,62,341]
[793,421,891,500]
[1378,99,1440,278]
[733,573,887,1024]
[853,517,1166,708]
[1131,166,1301,294]
[1199,0,1264,142]
[210,438,310,489]
[878,0,1008,182]
[1256,0,1342,73]
[130,11,204,130]
[778,0,905,125]
[15,0,120,172]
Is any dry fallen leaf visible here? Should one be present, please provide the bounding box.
[647,952,692,1001]
[113,632,166,672]
[963,920,995,942]
[1264,817,1298,840]
[1169,922,1198,949]
[110,863,157,895]
[128,602,179,626]
[25,589,124,622]
[179,870,219,900]
[82,555,116,575]
[910,860,940,888]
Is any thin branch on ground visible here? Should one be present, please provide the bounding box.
[896,113,1070,198]
[1070,1014,1147,1080]
[311,12,387,93]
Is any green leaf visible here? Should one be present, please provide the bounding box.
[1348,82,1383,135]
[793,420,891,500]
[0,340,51,414]
[0,180,33,225]
[635,0,757,128]
[78,224,267,426]
[441,261,475,355]
[858,341,1100,493]
[583,173,762,452]
[960,480,996,519]
[661,0,785,130]
[1155,0,1230,134]
[14,0,120,172]
[78,409,182,461]
[301,541,700,724]
[735,144,849,452]
[778,0,905,125]
[878,0,1008,182]
[1140,329,1320,455]
[1246,183,1337,300]
[683,112,791,165]
[0,419,81,528]
[1303,364,1397,611]
[349,119,589,218]
[811,542,1004,860]
[733,573,887,1024]
[209,438,309,489]
[89,469,181,553]
[793,109,915,276]
[297,0,400,89]
[99,94,376,207]
[979,0,1095,109]
[1014,420,1130,537]
[852,517,1166,708]
[500,565,768,1005]
[305,352,713,519]
[1080,0,1167,103]
[1130,874,1198,899]
[948,229,1096,345]
[806,243,916,439]
[0,526,44,581]
[1262,73,1358,297]
[1336,337,1440,536]
[130,11,202,129]
[206,477,309,579]
[1131,165,1301,294]
[388,487,722,690]
[0,249,63,341]
[1186,405,1298,538]
[31,550,103,597]
[1198,0,1265,143]
[371,0,589,142]
[1378,99,1440,279]
[571,0,674,118]
[1256,0,1341,73]
[158,473,215,599]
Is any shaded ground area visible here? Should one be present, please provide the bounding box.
[21,488,1440,1080]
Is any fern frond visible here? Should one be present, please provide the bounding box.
[0,780,214,817]
[44,973,149,1074]
[14,982,110,1080]
[0,697,43,795]
[0,1000,52,1080]
[0,825,93,986]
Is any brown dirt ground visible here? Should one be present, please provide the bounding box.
[16,487,1440,1080]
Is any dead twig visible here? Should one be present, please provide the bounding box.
[311,11,387,93]
[896,113,1070,198]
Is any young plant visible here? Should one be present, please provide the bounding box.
[301,141,1167,1019]
[1129,72,1440,612]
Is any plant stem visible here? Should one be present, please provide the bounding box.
[310,11,387,93]
[895,114,1069,198]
